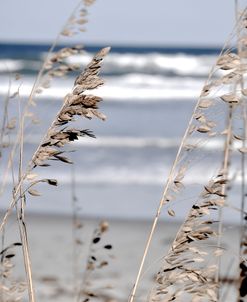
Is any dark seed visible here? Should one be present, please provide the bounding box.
[47,179,58,186]
[192,205,200,209]
[92,237,100,244]
[5,254,15,259]
[240,276,247,297]
[104,244,112,249]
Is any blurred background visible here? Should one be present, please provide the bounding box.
[0,0,240,221]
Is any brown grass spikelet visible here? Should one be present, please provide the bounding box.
[151,191,221,301]
[32,47,110,168]
[220,93,240,104]
[84,0,96,6]
[216,52,240,70]
[78,221,114,302]
[0,243,26,302]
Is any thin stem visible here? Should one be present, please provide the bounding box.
[16,96,36,302]
[235,2,247,301]
[0,77,11,155]
[236,0,247,262]
[128,43,237,302]
[128,9,247,301]
[128,101,199,302]
[71,164,80,302]
[215,103,233,289]
[0,0,84,233]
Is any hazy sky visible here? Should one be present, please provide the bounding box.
[0,0,238,46]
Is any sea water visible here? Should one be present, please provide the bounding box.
[0,43,240,222]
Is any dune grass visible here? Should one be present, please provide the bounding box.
[1,1,247,302]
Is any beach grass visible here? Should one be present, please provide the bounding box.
[1,1,247,302]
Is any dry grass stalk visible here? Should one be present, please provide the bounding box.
[0,79,11,158]
[235,4,247,301]
[150,198,222,301]
[151,103,233,301]
[0,0,97,198]
[31,46,109,169]
[84,0,96,6]
[15,195,35,302]
[0,46,109,231]
[129,7,247,302]
[32,0,94,100]
[0,1,106,302]
[0,46,109,302]
[33,0,97,98]
[4,0,94,183]
[0,4,107,300]
[70,164,85,299]
[0,82,20,199]
[130,59,235,302]
[0,0,99,235]
[78,221,114,302]
[0,2,106,226]
[0,242,26,302]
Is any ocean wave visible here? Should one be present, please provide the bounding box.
[65,51,216,77]
[0,73,203,101]
[0,59,41,73]
[0,135,241,187]
[0,165,240,187]
[0,59,25,72]
[22,135,225,150]
[0,51,217,78]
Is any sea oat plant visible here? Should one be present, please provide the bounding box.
[129,4,247,302]
[0,46,110,302]
[0,1,110,301]
[0,242,26,302]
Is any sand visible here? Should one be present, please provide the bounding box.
[1,212,241,302]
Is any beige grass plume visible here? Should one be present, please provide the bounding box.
[32,47,109,168]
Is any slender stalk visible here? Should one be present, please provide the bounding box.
[0,226,5,302]
[128,47,237,302]
[215,103,233,291]
[0,0,84,233]
[16,96,36,302]
[236,0,247,260]
[220,258,236,301]
[214,3,241,285]
[26,0,82,107]
[71,164,80,302]
[128,10,247,301]
[128,99,200,302]
[0,75,11,302]
[16,201,36,302]
[235,2,247,301]
[0,77,71,233]
[0,77,11,155]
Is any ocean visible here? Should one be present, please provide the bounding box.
[0,43,240,221]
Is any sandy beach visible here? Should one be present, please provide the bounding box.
[0,212,240,302]
[3,213,178,302]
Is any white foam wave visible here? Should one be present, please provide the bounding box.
[66,51,216,76]
[22,135,225,150]
[0,170,167,186]
[0,51,217,77]
[73,136,226,150]
[0,73,203,101]
[0,59,25,72]
[100,73,203,100]
[0,165,242,187]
